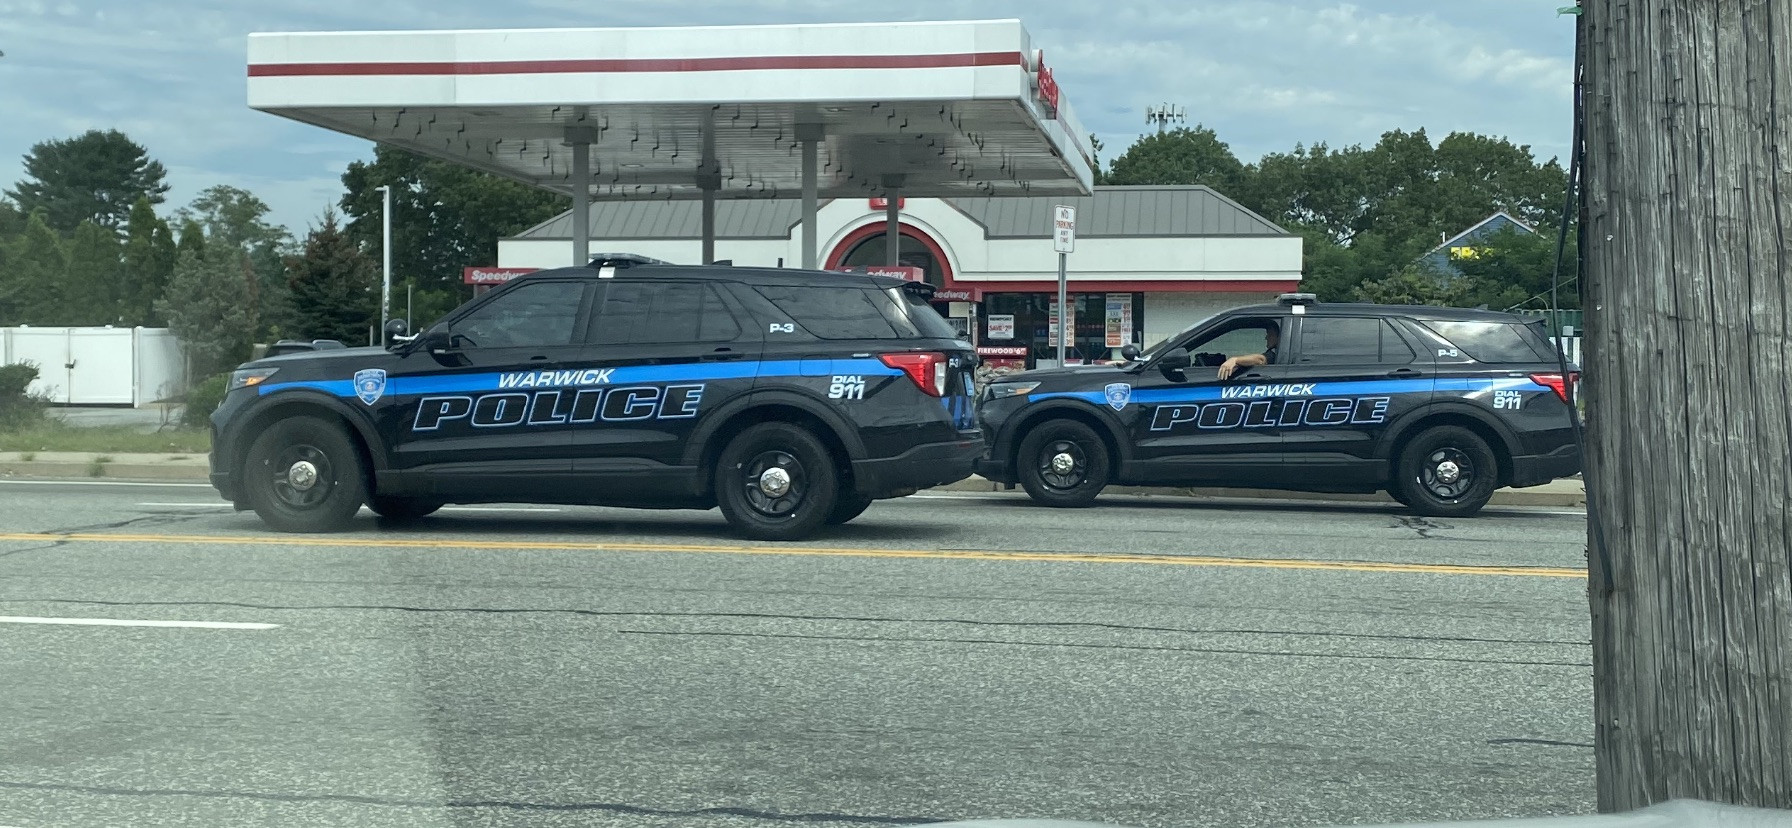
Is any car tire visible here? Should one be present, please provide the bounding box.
[715,422,839,541]
[1017,419,1111,507]
[368,496,444,521]
[825,494,875,526]
[1394,426,1500,517]
[242,415,367,533]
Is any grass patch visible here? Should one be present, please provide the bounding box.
[87,456,113,477]
[18,452,33,462]
[0,422,210,454]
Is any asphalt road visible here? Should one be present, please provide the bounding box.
[0,480,1595,828]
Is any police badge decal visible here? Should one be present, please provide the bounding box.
[1103,382,1131,411]
[354,369,387,405]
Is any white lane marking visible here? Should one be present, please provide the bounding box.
[137,502,232,508]
[0,616,278,630]
[0,479,212,488]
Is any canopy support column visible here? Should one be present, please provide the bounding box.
[700,109,718,264]
[797,123,823,270]
[565,125,596,267]
[881,175,906,267]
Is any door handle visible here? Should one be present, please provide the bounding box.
[528,355,549,362]
[1386,367,1423,378]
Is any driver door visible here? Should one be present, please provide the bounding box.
[381,278,593,495]
[1124,314,1295,486]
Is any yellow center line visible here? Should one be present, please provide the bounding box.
[0,531,1587,578]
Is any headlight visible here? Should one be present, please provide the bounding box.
[227,367,279,392]
[985,381,1040,400]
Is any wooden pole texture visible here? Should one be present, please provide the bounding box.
[1582,0,1791,812]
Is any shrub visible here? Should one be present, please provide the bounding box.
[0,362,48,429]
[182,374,230,429]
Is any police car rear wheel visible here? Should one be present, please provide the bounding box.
[1017,420,1110,507]
[368,496,443,521]
[1395,426,1498,517]
[716,423,839,541]
[243,416,367,533]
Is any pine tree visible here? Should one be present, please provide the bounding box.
[63,220,125,325]
[286,211,377,344]
[122,198,177,326]
[156,243,255,378]
[1,213,69,325]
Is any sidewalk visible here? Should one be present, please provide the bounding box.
[0,451,1587,507]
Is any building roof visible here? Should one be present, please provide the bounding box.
[1425,211,1538,255]
[951,185,1288,238]
[509,185,1291,241]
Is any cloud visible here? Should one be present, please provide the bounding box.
[0,0,1575,235]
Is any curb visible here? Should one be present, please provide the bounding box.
[0,461,211,481]
[0,461,1586,508]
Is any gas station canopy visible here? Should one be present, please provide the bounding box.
[247,19,1092,203]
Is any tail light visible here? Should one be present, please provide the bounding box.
[880,352,948,397]
[1529,372,1578,403]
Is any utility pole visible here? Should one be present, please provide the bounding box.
[1144,103,1185,135]
[1582,0,1791,811]
[375,184,392,346]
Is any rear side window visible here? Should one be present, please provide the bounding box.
[1296,317,1415,365]
[754,286,904,339]
[1420,320,1553,363]
[587,282,741,345]
[892,288,963,340]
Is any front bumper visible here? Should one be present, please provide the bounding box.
[851,435,985,497]
[1509,443,1581,488]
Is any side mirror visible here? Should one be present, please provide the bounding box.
[421,328,453,352]
[1121,343,1141,361]
[1156,347,1192,371]
[383,318,409,341]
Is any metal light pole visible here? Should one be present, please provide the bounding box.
[376,184,392,346]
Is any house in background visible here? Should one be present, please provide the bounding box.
[1419,211,1539,277]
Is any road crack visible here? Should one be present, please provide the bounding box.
[618,629,1593,668]
[0,598,1591,648]
[0,779,938,822]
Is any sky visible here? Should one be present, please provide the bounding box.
[0,0,1577,237]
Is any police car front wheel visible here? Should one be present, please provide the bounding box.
[1395,426,1499,518]
[715,422,840,541]
[242,416,368,533]
[369,496,444,521]
[1017,420,1111,508]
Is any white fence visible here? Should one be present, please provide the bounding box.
[0,327,187,407]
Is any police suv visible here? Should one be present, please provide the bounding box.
[208,256,983,540]
[973,294,1580,516]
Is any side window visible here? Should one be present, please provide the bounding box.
[1297,317,1413,365]
[1419,320,1553,363]
[1187,318,1282,365]
[753,286,902,339]
[587,282,742,346]
[451,281,586,348]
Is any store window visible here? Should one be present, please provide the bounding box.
[980,292,1144,368]
[838,233,944,287]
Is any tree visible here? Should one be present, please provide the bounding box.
[62,220,124,325]
[121,198,177,327]
[1350,264,1468,307]
[1583,0,1791,811]
[0,213,69,325]
[175,218,205,262]
[339,145,567,313]
[1447,226,1580,312]
[1103,125,1246,192]
[0,198,24,240]
[286,210,377,344]
[179,185,294,339]
[5,130,169,234]
[156,240,256,379]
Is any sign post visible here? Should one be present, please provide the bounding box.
[1052,205,1076,364]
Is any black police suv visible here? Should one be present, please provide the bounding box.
[973,294,1580,517]
[208,257,983,540]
